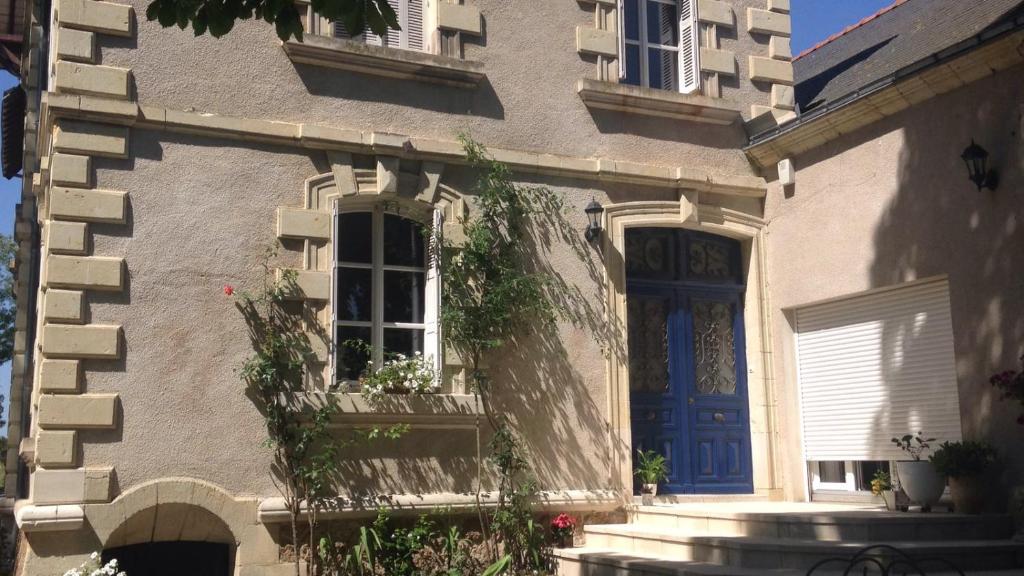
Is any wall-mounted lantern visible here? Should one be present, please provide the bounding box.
[584,199,604,242]
[960,140,998,191]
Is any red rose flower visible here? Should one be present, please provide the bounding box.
[224,285,235,296]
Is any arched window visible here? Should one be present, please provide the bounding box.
[334,204,441,387]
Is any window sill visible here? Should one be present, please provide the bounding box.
[294,392,483,430]
[282,36,486,89]
[576,79,743,125]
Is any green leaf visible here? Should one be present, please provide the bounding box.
[481,554,511,576]
[192,7,208,36]
[145,1,160,22]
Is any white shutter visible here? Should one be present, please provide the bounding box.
[796,279,963,462]
[407,0,424,51]
[617,0,627,81]
[385,0,402,48]
[423,208,443,379]
[678,0,700,94]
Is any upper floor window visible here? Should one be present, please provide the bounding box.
[334,0,425,52]
[620,0,700,93]
[334,206,440,386]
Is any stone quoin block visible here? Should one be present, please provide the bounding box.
[48,187,128,224]
[32,468,86,504]
[39,359,81,393]
[576,26,617,57]
[772,84,795,110]
[35,431,78,468]
[57,0,133,37]
[700,48,737,76]
[747,8,791,36]
[437,2,481,35]
[54,120,129,158]
[749,56,794,84]
[45,255,124,291]
[54,61,132,100]
[277,269,331,301]
[45,220,88,255]
[769,36,792,61]
[698,0,735,27]
[276,207,330,241]
[41,324,121,359]
[56,27,96,62]
[84,467,114,502]
[768,0,790,14]
[37,393,119,429]
[43,289,85,323]
[49,153,91,187]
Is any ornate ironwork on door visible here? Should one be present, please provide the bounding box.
[627,295,670,393]
[693,299,737,395]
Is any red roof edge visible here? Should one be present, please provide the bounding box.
[794,0,909,61]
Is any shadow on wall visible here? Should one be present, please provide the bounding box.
[329,173,627,497]
[868,67,1024,494]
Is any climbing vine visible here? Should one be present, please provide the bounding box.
[442,135,564,573]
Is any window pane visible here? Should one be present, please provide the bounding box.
[819,461,846,484]
[648,47,678,91]
[337,326,371,382]
[383,270,425,323]
[624,0,640,41]
[624,44,641,86]
[383,214,425,267]
[384,328,424,359]
[646,0,678,46]
[337,212,372,264]
[336,267,372,321]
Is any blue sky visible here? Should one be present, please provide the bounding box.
[0,0,898,424]
[791,0,895,55]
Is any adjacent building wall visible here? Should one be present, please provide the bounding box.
[765,62,1024,500]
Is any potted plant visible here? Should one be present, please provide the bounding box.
[892,431,944,512]
[635,449,668,506]
[550,513,576,548]
[929,440,998,514]
[871,469,896,511]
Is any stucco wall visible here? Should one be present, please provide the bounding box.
[765,63,1024,499]
[93,0,774,176]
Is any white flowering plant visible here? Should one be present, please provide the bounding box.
[63,552,126,576]
[360,351,438,400]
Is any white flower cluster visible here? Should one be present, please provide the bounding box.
[361,352,439,401]
[63,552,126,576]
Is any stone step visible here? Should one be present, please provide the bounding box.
[583,524,1024,572]
[553,547,1024,576]
[628,504,1016,541]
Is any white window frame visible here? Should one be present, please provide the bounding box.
[332,203,441,386]
[619,0,700,93]
[808,461,858,492]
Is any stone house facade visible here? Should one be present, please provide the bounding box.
[0,0,1021,572]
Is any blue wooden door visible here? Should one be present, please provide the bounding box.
[627,229,753,494]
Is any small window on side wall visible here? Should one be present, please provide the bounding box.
[333,0,426,52]
[618,0,700,94]
[333,206,441,389]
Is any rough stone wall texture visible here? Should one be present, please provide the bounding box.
[96,0,763,176]
[765,63,1024,499]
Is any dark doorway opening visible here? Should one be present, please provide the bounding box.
[103,541,232,576]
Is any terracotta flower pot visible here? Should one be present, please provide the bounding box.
[949,475,987,514]
[896,460,945,511]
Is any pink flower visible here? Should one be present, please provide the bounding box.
[551,513,576,530]
[224,285,235,296]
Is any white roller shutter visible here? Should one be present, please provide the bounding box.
[796,279,963,462]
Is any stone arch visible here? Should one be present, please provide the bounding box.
[87,478,258,552]
[600,194,781,501]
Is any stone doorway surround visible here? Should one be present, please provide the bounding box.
[600,193,782,502]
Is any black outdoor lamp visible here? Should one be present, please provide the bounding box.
[960,140,998,191]
[584,198,604,242]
